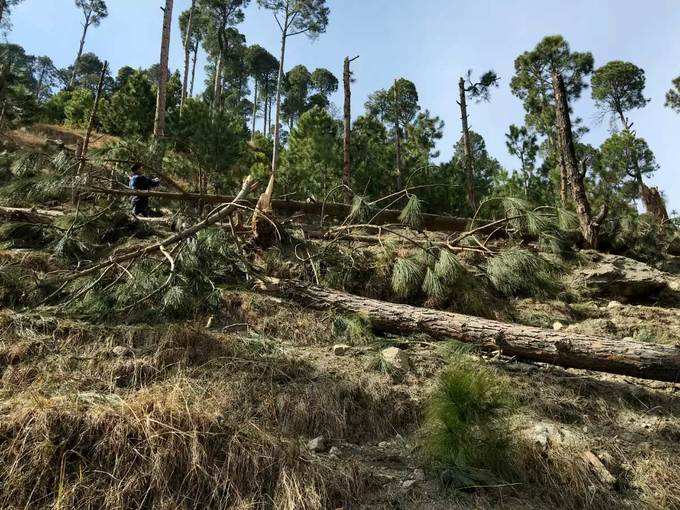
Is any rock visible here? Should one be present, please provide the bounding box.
[573,251,671,301]
[377,441,389,449]
[333,344,351,356]
[607,300,623,310]
[527,422,571,450]
[553,321,565,331]
[412,468,425,481]
[112,346,132,357]
[328,446,341,457]
[381,346,410,372]
[307,436,326,453]
[402,479,417,490]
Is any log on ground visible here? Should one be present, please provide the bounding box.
[262,278,680,383]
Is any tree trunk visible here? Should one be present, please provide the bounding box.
[153,0,173,139]
[212,53,223,112]
[0,1,5,26]
[393,83,403,191]
[86,186,482,233]
[34,68,45,100]
[459,77,476,211]
[77,61,107,191]
[190,45,199,98]
[263,279,680,383]
[251,79,258,140]
[552,69,605,248]
[69,18,90,89]
[262,83,269,137]
[641,184,670,223]
[180,0,196,111]
[342,56,355,203]
[258,7,289,218]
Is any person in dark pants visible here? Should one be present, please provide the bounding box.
[129,163,161,216]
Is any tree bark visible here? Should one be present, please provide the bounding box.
[212,53,224,112]
[190,45,199,98]
[251,79,258,140]
[343,56,357,203]
[552,69,605,248]
[180,0,196,111]
[263,279,680,383]
[69,15,91,89]
[394,82,403,191]
[153,0,173,139]
[459,77,476,210]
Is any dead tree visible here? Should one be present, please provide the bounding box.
[262,279,680,383]
[552,69,606,248]
[343,56,359,203]
[153,0,174,139]
[457,70,498,211]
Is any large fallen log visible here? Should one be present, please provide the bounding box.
[84,187,476,233]
[262,278,680,383]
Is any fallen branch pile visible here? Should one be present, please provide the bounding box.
[84,187,476,233]
[262,278,680,383]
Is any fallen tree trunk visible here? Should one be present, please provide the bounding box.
[84,187,477,233]
[43,177,255,285]
[262,279,680,383]
[0,206,176,228]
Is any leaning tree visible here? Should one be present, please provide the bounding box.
[70,0,108,89]
[254,0,330,243]
[510,35,593,207]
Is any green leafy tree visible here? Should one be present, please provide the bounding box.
[282,105,341,198]
[510,35,594,205]
[453,130,503,213]
[591,61,649,128]
[308,67,337,109]
[245,44,278,136]
[599,131,657,199]
[113,66,135,91]
[0,0,26,32]
[350,114,394,198]
[40,90,73,123]
[256,0,330,213]
[281,64,311,127]
[666,76,680,113]
[366,78,420,190]
[101,70,155,137]
[64,88,94,127]
[505,124,538,195]
[70,0,108,88]
[31,56,58,102]
[180,4,208,99]
[61,52,112,93]
[170,97,248,192]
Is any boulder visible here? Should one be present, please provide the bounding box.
[380,346,410,372]
[573,251,671,301]
[333,344,351,356]
[307,436,326,453]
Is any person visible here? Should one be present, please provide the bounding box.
[129,163,161,216]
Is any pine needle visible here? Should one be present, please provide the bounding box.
[399,195,423,230]
[391,256,425,299]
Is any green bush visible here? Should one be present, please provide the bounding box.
[421,352,516,485]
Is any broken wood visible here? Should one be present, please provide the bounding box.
[262,279,680,383]
[84,187,479,233]
[43,177,255,285]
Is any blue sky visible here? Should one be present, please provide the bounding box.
[8,0,680,210]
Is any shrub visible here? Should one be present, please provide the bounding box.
[421,352,516,485]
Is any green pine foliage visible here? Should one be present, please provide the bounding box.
[391,256,425,299]
[399,195,423,229]
[486,248,562,298]
[421,350,516,483]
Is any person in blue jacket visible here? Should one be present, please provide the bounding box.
[129,163,161,216]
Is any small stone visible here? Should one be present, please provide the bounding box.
[412,468,425,481]
[607,300,623,310]
[112,346,131,357]
[381,346,410,372]
[333,344,351,356]
[329,446,341,457]
[552,321,565,331]
[402,479,417,490]
[308,436,326,453]
[377,441,389,449]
